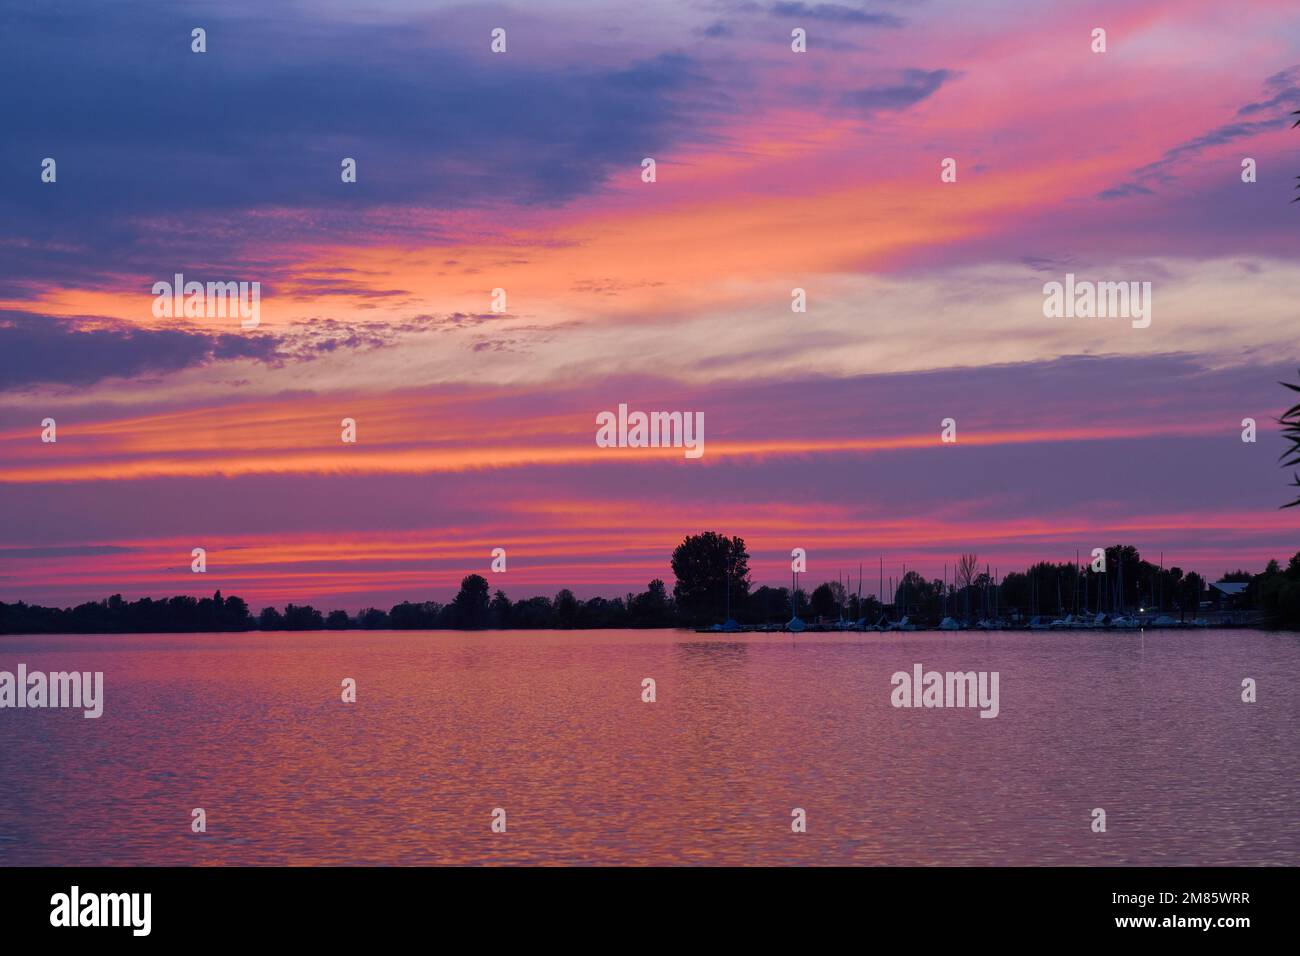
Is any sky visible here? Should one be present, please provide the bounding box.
[1,0,1298,611]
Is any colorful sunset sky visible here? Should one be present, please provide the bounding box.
[1,0,1298,611]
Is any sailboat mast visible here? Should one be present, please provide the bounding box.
[1074,548,1079,615]
[1118,552,1123,614]
[724,553,730,622]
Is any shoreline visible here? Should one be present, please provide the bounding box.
[1,623,1293,637]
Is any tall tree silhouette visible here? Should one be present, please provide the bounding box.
[670,532,750,624]
[450,574,491,628]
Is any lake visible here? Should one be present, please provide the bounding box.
[0,628,1295,865]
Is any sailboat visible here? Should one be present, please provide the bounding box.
[853,563,872,630]
[705,557,740,632]
[786,570,806,633]
[719,557,738,631]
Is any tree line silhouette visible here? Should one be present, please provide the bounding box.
[0,577,678,634]
[2,533,1298,633]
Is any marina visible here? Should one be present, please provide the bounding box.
[697,614,1236,634]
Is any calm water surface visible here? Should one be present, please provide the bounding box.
[0,628,1296,865]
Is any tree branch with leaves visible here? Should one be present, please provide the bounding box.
[1281,371,1300,507]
